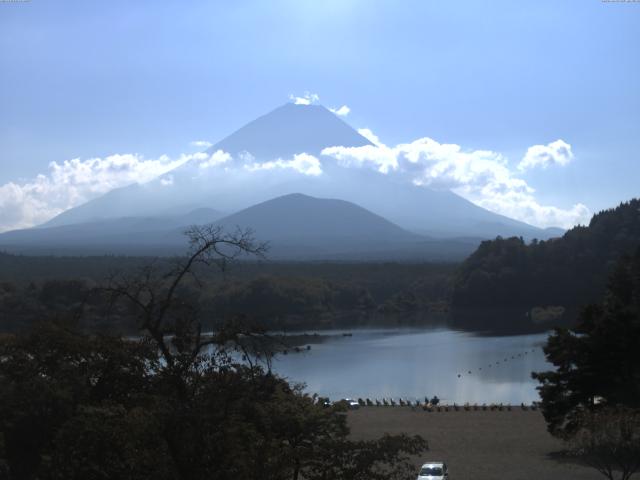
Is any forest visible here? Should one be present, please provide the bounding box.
[0,254,454,334]
[2,199,639,336]
[452,199,640,311]
[0,226,429,480]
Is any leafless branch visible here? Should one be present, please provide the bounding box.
[96,224,268,371]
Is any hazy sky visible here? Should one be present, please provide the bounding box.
[1,0,639,230]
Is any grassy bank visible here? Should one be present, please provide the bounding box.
[347,407,600,480]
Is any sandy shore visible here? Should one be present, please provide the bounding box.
[347,406,601,480]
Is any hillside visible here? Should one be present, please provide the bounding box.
[451,198,640,312]
[0,193,479,260]
[40,104,375,228]
[35,103,554,241]
[214,193,419,247]
[0,208,222,255]
[209,193,482,260]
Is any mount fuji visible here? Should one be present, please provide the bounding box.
[0,103,561,258]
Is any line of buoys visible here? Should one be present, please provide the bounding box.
[457,346,541,379]
[328,397,539,412]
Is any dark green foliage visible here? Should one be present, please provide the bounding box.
[50,405,172,480]
[303,434,427,480]
[0,261,456,334]
[0,227,428,480]
[568,407,640,480]
[0,279,132,334]
[0,324,161,479]
[0,323,427,480]
[533,247,640,437]
[200,275,375,328]
[38,279,89,308]
[453,199,640,310]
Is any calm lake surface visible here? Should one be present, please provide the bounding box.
[271,328,551,404]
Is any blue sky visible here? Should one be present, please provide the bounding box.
[1,0,639,230]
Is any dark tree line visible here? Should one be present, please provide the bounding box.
[452,199,640,314]
[533,247,640,479]
[0,226,427,480]
[0,265,453,334]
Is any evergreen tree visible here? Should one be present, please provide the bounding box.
[533,247,640,437]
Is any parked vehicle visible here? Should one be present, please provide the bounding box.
[417,462,448,480]
[345,398,360,409]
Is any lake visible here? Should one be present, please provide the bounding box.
[270,328,551,405]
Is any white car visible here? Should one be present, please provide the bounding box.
[417,462,448,480]
[344,398,360,409]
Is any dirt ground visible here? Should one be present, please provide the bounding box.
[347,406,602,480]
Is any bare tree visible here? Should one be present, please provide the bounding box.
[102,225,268,372]
[569,407,640,480]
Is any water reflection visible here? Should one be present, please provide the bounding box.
[271,328,550,404]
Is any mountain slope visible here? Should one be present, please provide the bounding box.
[209,193,482,260]
[41,104,373,228]
[272,164,555,239]
[208,103,372,159]
[0,208,222,254]
[0,193,481,260]
[214,192,419,248]
[34,102,555,243]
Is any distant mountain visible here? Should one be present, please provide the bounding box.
[0,208,222,255]
[216,193,417,241]
[0,193,481,260]
[41,104,373,229]
[39,103,556,239]
[201,193,482,260]
[451,198,640,312]
[286,165,560,239]
[207,103,373,159]
[210,193,421,258]
[542,226,566,237]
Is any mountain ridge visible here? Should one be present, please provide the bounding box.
[205,103,373,159]
[0,193,481,260]
[22,102,561,248]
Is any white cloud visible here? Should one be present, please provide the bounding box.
[0,153,194,233]
[0,132,587,234]
[322,134,590,229]
[323,143,398,174]
[329,105,350,117]
[473,190,590,231]
[244,153,323,177]
[289,92,320,105]
[198,150,232,169]
[190,140,213,149]
[518,139,574,171]
[357,128,382,146]
[322,127,400,173]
